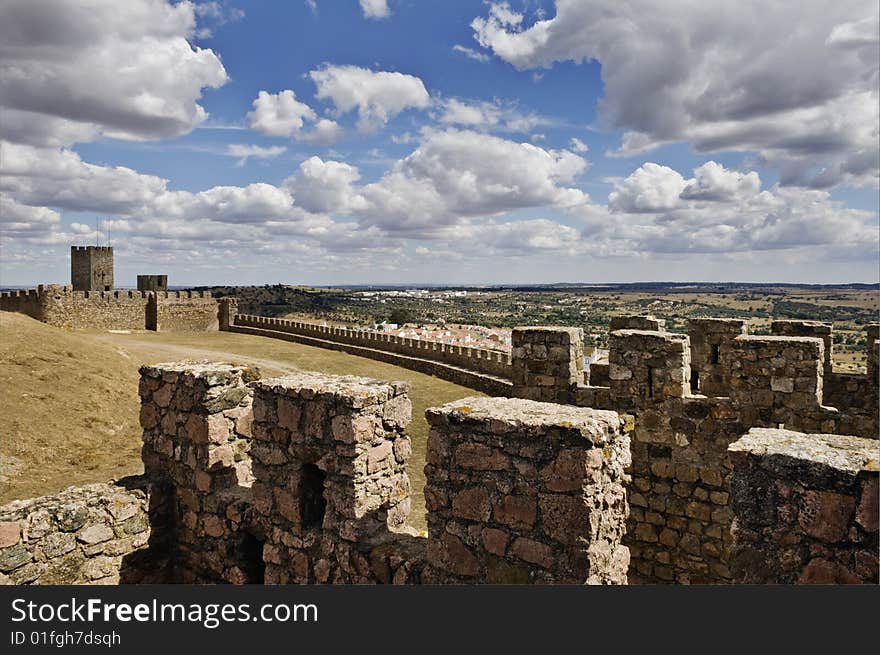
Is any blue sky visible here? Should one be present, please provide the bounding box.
[1,0,878,286]
[78,2,608,189]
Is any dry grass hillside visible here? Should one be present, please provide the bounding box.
[0,311,143,503]
[0,312,480,530]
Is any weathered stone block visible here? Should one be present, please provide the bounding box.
[425,396,629,584]
[729,428,879,584]
[452,488,492,522]
[0,522,21,549]
[798,490,856,543]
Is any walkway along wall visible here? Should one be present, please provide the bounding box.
[230,314,511,378]
[222,313,876,424]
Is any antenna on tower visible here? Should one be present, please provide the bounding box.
[107,219,111,247]
[95,218,99,246]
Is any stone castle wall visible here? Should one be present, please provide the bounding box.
[43,287,150,330]
[688,318,746,395]
[0,314,876,586]
[153,292,220,331]
[729,428,878,584]
[139,362,258,583]
[0,480,165,585]
[0,284,219,332]
[771,320,833,377]
[511,326,584,404]
[231,314,511,378]
[250,372,421,584]
[604,330,738,583]
[826,324,879,419]
[511,319,878,584]
[825,372,876,415]
[1,362,638,585]
[226,314,876,427]
[0,287,44,321]
[3,282,871,409]
[229,314,512,396]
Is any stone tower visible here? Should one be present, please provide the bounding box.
[137,275,168,292]
[71,246,114,291]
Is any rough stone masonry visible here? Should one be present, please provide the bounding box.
[510,320,878,584]
[423,396,631,583]
[0,481,162,585]
[249,372,420,584]
[729,428,879,584]
[139,361,259,583]
[1,362,638,585]
[511,326,583,405]
[2,310,877,585]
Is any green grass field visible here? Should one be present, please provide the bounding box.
[0,312,480,530]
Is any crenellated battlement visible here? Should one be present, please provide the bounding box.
[219,312,877,585]
[223,313,877,417]
[0,283,220,331]
[510,320,877,584]
[2,359,872,586]
[729,428,878,584]
[232,314,512,378]
[0,363,634,585]
[75,289,149,300]
[153,290,213,299]
[0,288,39,299]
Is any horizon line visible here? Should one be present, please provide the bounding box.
[3,280,879,290]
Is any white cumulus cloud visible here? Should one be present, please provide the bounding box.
[680,162,761,202]
[471,0,880,188]
[0,0,228,147]
[285,157,367,215]
[608,163,686,213]
[0,194,61,236]
[597,160,878,257]
[247,90,343,144]
[309,64,430,132]
[247,90,316,137]
[357,128,589,232]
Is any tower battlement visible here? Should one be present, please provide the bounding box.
[71,245,114,291]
